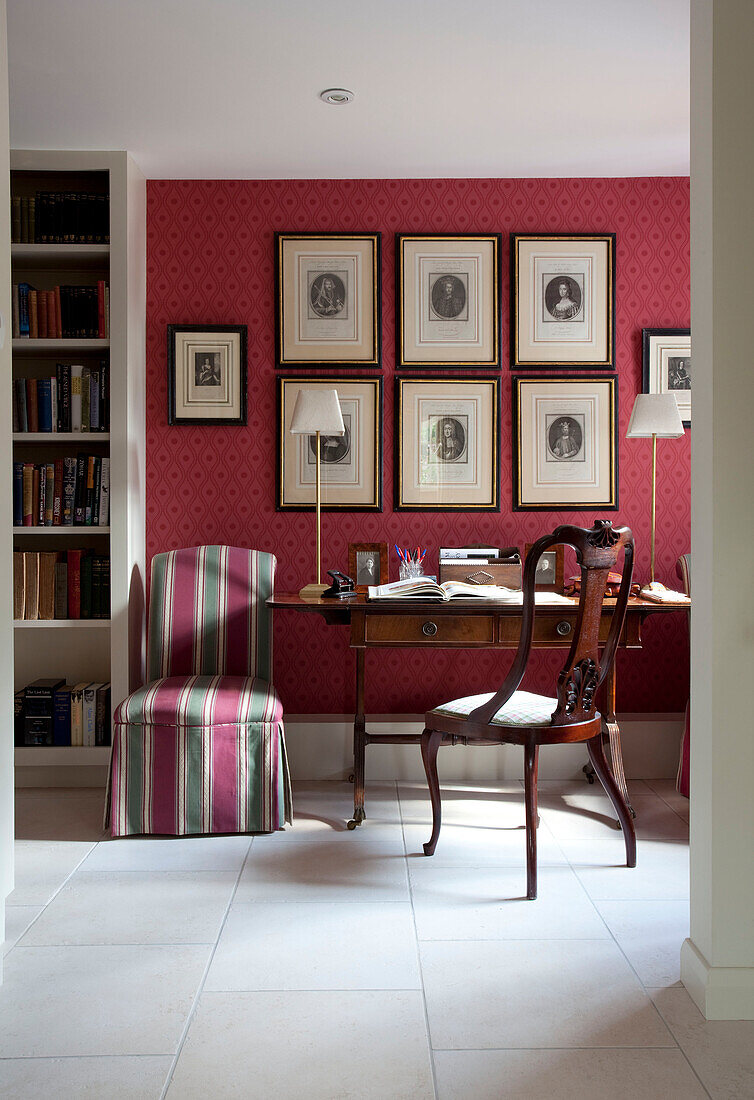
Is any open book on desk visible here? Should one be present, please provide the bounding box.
[367,578,574,603]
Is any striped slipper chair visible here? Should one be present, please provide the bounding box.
[105,546,292,836]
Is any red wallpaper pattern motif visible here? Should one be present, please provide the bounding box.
[146,177,690,714]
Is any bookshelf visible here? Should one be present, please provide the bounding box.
[10,151,146,781]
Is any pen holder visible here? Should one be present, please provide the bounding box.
[399,560,424,581]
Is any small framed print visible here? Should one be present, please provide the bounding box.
[525,542,565,593]
[643,328,691,426]
[513,376,618,511]
[277,376,382,511]
[275,232,381,367]
[395,377,500,511]
[349,542,389,591]
[167,324,247,425]
[396,234,502,368]
[511,233,616,369]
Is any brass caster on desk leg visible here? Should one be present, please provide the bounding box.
[583,763,596,785]
[347,808,366,830]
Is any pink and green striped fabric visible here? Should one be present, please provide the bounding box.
[105,547,291,836]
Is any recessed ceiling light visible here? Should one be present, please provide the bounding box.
[319,88,354,105]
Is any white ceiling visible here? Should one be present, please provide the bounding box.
[6,0,690,179]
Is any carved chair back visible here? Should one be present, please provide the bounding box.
[469,520,634,729]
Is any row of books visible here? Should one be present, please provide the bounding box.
[14,550,110,620]
[15,678,111,747]
[13,364,109,433]
[13,455,110,527]
[11,192,110,244]
[12,282,110,339]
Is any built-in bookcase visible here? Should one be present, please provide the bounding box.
[10,151,146,778]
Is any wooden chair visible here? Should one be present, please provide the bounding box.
[420,520,636,899]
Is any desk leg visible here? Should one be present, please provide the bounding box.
[599,663,636,821]
[347,649,367,829]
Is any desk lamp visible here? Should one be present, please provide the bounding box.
[289,388,345,598]
[625,393,685,597]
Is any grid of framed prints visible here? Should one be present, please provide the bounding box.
[510,233,616,370]
[512,376,618,511]
[167,324,247,425]
[275,232,381,368]
[277,377,383,511]
[643,327,691,427]
[396,234,502,369]
[395,377,500,511]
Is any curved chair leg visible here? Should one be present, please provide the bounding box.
[421,728,444,856]
[524,741,539,899]
[587,732,637,867]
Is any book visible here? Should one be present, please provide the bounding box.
[44,463,55,525]
[98,457,110,526]
[24,716,53,746]
[33,465,41,525]
[28,289,38,338]
[70,682,88,746]
[37,379,53,432]
[57,363,71,431]
[13,462,23,525]
[22,463,34,525]
[367,578,523,601]
[38,551,59,620]
[23,551,39,619]
[95,683,111,745]
[24,677,65,708]
[54,560,68,618]
[53,685,73,746]
[82,683,103,746]
[81,366,90,431]
[13,551,24,619]
[53,458,63,524]
[80,552,93,618]
[14,378,28,432]
[14,690,24,746]
[67,548,83,618]
[70,365,83,431]
[26,377,38,432]
[62,456,76,525]
[74,452,87,524]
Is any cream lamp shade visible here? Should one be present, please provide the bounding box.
[289,388,345,435]
[625,393,684,439]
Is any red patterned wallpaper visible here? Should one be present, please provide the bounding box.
[146,177,690,714]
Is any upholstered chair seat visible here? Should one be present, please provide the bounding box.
[431,690,557,728]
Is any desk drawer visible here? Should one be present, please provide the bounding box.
[498,613,613,646]
[365,613,496,646]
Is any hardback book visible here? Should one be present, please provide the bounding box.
[54,560,68,618]
[82,683,103,746]
[70,365,83,432]
[13,551,25,619]
[90,369,100,431]
[50,374,58,431]
[14,378,28,432]
[53,684,73,746]
[80,552,93,618]
[53,458,64,524]
[70,682,88,747]
[37,551,60,620]
[24,716,53,746]
[25,377,39,432]
[85,455,96,525]
[367,578,523,602]
[23,551,39,619]
[22,463,34,525]
[74,453,88,524]
[95,683,111,746]
[57,363,71,432]
[24,677,65,709]
[13,463,23,526]
[98,457,110,526]
[44,463,55,526]
[28,289,38,339]
[37,378,53,432]
[81,366,90,431]
[14,690,24,746]
[67,548,83,618]
[33,465,42,526]
[62,456,76,525]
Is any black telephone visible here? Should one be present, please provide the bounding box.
[322,570,356,599]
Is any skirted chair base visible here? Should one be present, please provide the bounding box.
[104,674,292,836]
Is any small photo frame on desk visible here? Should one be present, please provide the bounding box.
[349,542,389,591]
[167,324,247,425]
[525,542,565,592]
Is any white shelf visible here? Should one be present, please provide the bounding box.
[12,338,110,356]
[14,619,110,629]
[15,746,111,766]
[11,244,109,268]
[13,433,110,442]
[13,526,110,534]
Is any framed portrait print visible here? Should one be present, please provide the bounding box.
[348,542,389,592]
[525,542,565,593]
[167,324,247,425]
[395,377,500,511]
[277,376,382,510]
[275,232,381,368]
[396,234,501,368]
[643,328,691,427]
[511,234,616,369]
[513,376,618,510]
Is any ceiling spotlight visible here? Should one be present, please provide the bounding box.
[319,88,354,105]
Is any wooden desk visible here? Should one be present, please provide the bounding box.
[268,592,688,829]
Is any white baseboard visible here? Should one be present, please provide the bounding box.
[14,713,685,788]
[681,938,754,1020]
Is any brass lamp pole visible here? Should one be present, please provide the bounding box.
[289,388,345,599]
[626,393,685,594]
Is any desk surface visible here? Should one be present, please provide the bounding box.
[268,592,689,615]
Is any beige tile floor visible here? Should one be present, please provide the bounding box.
[0,779,751,1098]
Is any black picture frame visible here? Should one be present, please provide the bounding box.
[276,375,383,511]
[395,233,502,369]
[274,231,382,369]
[167,324,247,426]
[642,327,691,428]
[510,233,616,370]
[512,375,619,511]
[394,375,501,512]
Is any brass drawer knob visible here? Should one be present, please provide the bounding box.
[556,620,572,636]
[422,621,438,637]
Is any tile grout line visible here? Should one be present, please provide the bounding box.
[157,837,255,1100]
[397,779,440,1100]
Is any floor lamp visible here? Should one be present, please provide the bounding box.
[625,392,685,596]
[289,388,345,599]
